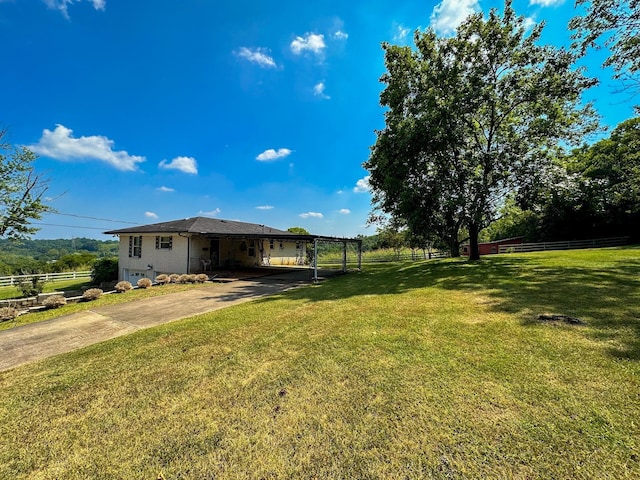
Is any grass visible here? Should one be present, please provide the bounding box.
[0,278,93,301]
[1,247,639,478]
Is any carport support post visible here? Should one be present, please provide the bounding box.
[313,238,319,282]
[342,241,347,273]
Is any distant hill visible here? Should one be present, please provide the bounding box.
[0,238,119,262]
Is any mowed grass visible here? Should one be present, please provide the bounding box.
[0,278,93,301]
[1,247,639,479]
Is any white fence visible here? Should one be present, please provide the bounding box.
[0,271,92,288]
[498,236,630,254]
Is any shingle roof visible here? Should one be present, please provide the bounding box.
[104,217,306,238]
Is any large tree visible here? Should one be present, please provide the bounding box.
[365,1,597,259]
[0,128,51,239]
[570,0,640,95]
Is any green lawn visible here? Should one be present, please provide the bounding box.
[0,278,93,301]
[1,247,639,478]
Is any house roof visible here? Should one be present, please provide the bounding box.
[104,217,304,238]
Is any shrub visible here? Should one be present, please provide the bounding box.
[0,306,18,322]
[155,274,169,285]
[195,273,209,283]
[169,274,180,284]
[82,288,103,301]
[42,295,67,309]
[91,257,118,284]
[16,274,46,297]
[177,274,190,284]
[187,274,198,283]
[137,278,152,289]
[115,281,133,293]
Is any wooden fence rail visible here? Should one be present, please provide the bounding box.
[498,236,630,254]
[0,271,92,288]
[320,249,450,264]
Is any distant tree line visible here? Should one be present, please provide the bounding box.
[0,238,119,275]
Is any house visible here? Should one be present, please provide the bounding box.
[461,237,524,256]
[104,216,361,283]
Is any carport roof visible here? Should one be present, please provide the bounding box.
[104,216,355,242]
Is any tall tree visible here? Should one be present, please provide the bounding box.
[0,128,51,239]
[570,0,640,95]
[365,1,597,259]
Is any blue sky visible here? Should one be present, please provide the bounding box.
[0,0,635,240]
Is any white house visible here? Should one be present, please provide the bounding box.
[104,217,312,283]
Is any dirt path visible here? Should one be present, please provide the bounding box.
[0,270,314,372]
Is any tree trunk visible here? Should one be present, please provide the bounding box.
[449,238,461,257]
[468,223,480,261]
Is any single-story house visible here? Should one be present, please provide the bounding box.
[105,216,361,283]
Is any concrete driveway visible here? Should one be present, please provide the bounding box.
[0,268,319,372]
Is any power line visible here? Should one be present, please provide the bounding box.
[32,222,114,231]
[49,212,139,225]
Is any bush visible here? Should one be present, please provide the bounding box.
[0,306,18,322]
[42,295,67,309]
[155,274,169,285]
[114,281,133,293]
[177,274,190,284]
[137,278,152,289]
[91,257,118,284]
[169,274,180,284]
[195,273,209,283]
[16,274,46,297]
[82,288,103,301]
[187,274,198,283]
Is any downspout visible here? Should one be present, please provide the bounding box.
[187,235,191,273]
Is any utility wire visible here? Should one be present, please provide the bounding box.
[48,212,139,225]
[32,222,116,231]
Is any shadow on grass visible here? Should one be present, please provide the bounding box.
[255,254,640,361]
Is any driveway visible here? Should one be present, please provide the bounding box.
[0,268,320,372]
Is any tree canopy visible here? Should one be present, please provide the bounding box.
[0,128,51,240]
[365,1,597,259]
[570,0,640,95]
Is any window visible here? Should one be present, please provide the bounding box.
[247,239,255,257]
[269,239,274,249]
[155,236,172,250]
[296,241,302,250]
[129,236,142,257]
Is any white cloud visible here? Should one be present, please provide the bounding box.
[529,0,563,5]
[200,208,221,217]
[299,212,323,219]
[522,16,537,30]
[334,30,348,40]
[339,209,351,214]
[30,124,145,171]
[159,156,198,174]
[353,175,371,193]
[430,0,480,35]
[42,0,105,18]
[256,205,274,210]
[256,148,292,161]
[157,186,175,192]
[336,189,344,195]
[145,211,158,219]
[393,24,411,42]
[236,47,277,68]
[290,33,326,55]
[313,82,330,99]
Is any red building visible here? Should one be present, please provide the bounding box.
[461,237,524,256]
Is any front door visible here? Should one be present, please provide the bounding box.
[210,238,220,267]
